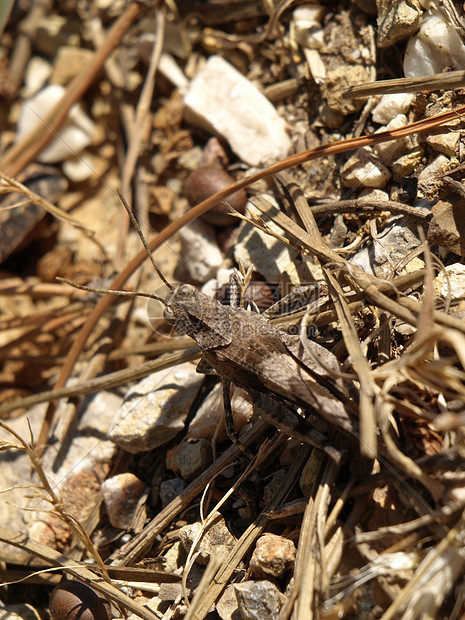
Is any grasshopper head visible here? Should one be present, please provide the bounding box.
[164,284,204,336]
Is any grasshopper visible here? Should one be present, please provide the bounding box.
[126,191,359,463]
[63,193,358,462]
[163,278,357,462]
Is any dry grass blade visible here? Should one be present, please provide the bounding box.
[343,71,465,98]
[0,171,88,229]
[0,420,110,581]
[324,269,378,457]
[381,509,465,620]
[0,526,159,619]
[0,347,200,417]
[190,446,311,617]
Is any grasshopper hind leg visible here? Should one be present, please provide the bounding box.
[223,379,253,458]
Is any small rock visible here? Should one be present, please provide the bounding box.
[163,540,187,573]
[428,199,465,257]
[426,131,461,157]
[350,215,421,277]
[292,6,325,49]
[359,188,390,202]
[234,580,284,620]
[250,533,296,578]
[179,515,237,566]
[159,478,186,508]
[404,14,465,78]
[374,114,409,162]
[217,584,240,620]
[62,153,94,182]
[434,264,465,300]
[234,215,294,281]
[371,93,415,124]
[323,65,370,117]
[0,391,120,562]
[184,55,291,166]
[158,582,182,602]
[340,148,391,189]
[17,85,95,163]
[172,438,212,480]
[51,46,95,85]
[101,473,145,529]
[417,154,450,186]
[377,0,423,48]
[110,362,204,453]
[179,219,223,282]
[302,48,326,84]
[188,383,253,442]
[390,146,424,181]
[22,56,52,98]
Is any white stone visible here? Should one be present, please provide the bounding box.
[22,56,52,98]
[62,153,94,181]
[17,85,95,163]
[179,517,237,566]
[340,148,391,189]
[101,473,145,529]
[184,56,291,166]
[374,114,409,162]
[188,383,253,441]
[303,48,326,84]
[350,215,420,278]
[426,131,461,157]
[158,52,189,92]
[404,14,465,77]
[201,268,234,298]
[359,188,390,202]
[417,154,449,184]
[234,208,295,281]
[179,219,223,282]
[293,5,325,49]
[434,264,465,300]
[372,94,414,124]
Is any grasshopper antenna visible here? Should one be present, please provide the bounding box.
[57,277,165,303]
[117,189,175,291]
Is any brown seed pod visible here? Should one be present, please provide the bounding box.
[184,165,247,226]
[49,580,111,620]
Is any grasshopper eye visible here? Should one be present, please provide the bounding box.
[177,284,194,297]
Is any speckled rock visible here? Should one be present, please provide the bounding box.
[187,383,253,442]
[179,515,237,566]
[434,264,465,300]
[234,580,284,620]
[110,362,204,453]
[376,0,422,48]
[101,473,146,529]
[250,533,296,578]
[172,438,212,480]
[341,148,391,189]
[428,200,465,257]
